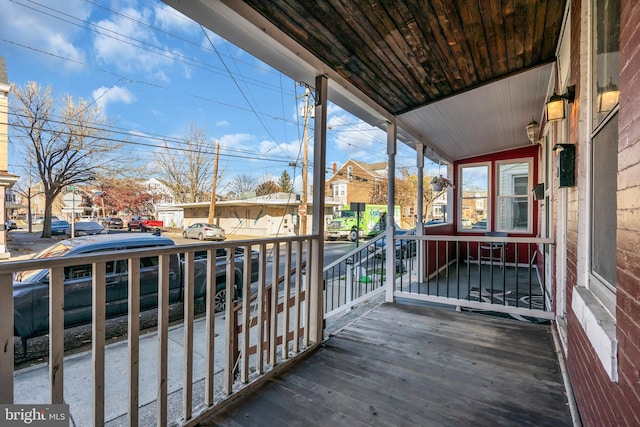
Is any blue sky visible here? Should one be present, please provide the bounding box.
[1,0,438,192]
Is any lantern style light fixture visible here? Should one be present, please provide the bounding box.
[597,77,620,113]
[546,85,575,121]
[526,117,540,143]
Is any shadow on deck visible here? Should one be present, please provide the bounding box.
[199,302,572,426]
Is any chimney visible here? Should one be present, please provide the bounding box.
[332,162,337,174]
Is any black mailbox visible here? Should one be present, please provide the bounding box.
[553,144,575,187]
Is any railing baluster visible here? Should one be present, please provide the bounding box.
[502,243,506,305]
[157,254,170,427]
[294,240,303,352]
[435,240,440,292]
[0,272,14,404]
[425,238,430,295]
[269,243,280,366]
[128,257,140,427]
[241,244,251,383]
[304,240,312,347]
[50,267,64,405]
[445,240,450,297]
[528,244,533,309]
[477,243,482,292]
[224,247,235,395]
[205,249,216,403]
[92,262,106,426]
[466,241,471,300]
[256,243,266,374]
[282,241,292,360]
[514,244,520,307]
[183,251,195,420]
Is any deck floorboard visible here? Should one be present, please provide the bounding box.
[199,302,572,427]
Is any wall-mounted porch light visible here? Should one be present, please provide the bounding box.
[597,77,619,113]
[546,85,575,121]
[526,117,540,143]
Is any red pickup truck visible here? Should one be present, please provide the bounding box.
[127,215,164,232]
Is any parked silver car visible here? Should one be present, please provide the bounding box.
[182,223,226,241]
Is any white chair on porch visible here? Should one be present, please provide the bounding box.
[480,231,508,266]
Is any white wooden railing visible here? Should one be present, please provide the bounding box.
[394,234,555,320]
[0,236,320,426]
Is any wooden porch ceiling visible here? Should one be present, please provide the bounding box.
[163,0,567,162]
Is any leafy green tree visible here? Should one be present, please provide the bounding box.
[278,170,294,193]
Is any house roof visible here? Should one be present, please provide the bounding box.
[327,160,387,183]
[163,1,566,163]
[176,192,341,209]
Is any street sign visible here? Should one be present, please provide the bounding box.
[67,185,77,191]
[298,205,307,216]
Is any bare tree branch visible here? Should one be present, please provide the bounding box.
[155,122,213,203]
[11,82,124,237]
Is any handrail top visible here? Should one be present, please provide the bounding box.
[402,235,555,244]
[0,235,313,275]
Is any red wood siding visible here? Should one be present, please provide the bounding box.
[453,145,540,236]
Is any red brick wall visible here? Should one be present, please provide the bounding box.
[564,1,640,426]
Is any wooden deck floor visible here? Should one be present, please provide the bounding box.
[199,302,573,426]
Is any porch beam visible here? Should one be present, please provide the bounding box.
[309,74,327,344]
[385,119,397,303]
[416,143,425,282]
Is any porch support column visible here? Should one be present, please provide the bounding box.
[416,144,425,282]
[309,75,327,344]
[385,119,397,303]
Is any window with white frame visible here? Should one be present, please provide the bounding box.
[459,164,489,231]
[589,0,619,316]
[347,166,353,181]
[333,183,346,198]
[496,160,532,233]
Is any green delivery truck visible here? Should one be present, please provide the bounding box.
[326,204,400,241]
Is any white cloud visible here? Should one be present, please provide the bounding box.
[329,113,386,160]
[153,3,196,34]
[216,120,230,127]
[92,6,178,80]
[92,85,136,111]
[0,1,89,71]
[219,133,254,147]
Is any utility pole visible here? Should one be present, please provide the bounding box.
[300,87,310,235]
[208,140,220,224]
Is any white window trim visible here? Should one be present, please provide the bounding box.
[457,162,491,232]
[571,287,618,382]
[495,158,533,234]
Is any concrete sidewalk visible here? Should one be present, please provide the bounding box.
[13,314,229,426]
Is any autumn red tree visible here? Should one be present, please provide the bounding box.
[96,178,155,216]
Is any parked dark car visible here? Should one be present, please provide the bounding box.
[67,221,106,237]
[50,220,71,235]
[368,228,416,261]
[12,234,259,350]
[103,217,123,229]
